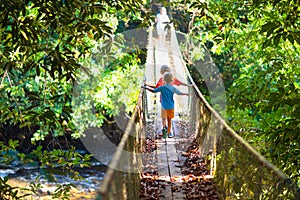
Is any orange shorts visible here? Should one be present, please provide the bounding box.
[161,108,174,119]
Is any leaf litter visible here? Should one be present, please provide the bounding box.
[140,121,220,199]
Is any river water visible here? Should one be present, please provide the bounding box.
[0,159,107,199]
[0,125,121,198]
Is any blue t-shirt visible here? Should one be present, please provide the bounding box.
[153,84,183,110]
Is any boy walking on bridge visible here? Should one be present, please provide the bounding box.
[145,65,193,137]
[142,72,189,138]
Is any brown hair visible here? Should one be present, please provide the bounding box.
[160,65,171,74]
[163,72,173,84]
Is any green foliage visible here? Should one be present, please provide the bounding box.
[0,175,48,200]
[0,68,73,142]
[0,176,29,200]
[95,54,143,114]
[183,0,300,185]
[53,183,75,200]
[0,0,146,199]
[31,146,92,180]
[0,0,143,80]
[71,34,144,137]
[0,0,146,141]
[0,140,92,199]
[0,140,21,164]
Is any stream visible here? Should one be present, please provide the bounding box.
[0,157,108,199]
[0,125,121,198]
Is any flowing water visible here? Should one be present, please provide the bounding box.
[0,159,107,199]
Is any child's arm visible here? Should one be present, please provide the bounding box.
[179,92,189,96]
[141,86,155,93]
[144,83,156,89]
[173,87,190,96]
[173,78,193,87]
[180,82,194,87]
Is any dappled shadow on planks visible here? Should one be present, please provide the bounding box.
[140,121,220,199]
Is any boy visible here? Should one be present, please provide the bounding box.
[142,72,189,138]
[145,65,193,137]
[145,65,193,88]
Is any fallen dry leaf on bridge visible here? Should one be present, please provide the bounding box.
[140,126,219,199]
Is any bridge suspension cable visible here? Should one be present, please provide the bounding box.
[97,20,299,200]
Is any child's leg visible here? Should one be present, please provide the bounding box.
[161,108,167,127]
[167,117,172,134]
[161,108,167,137]
[162,118,167,127]
[166,109,174,134]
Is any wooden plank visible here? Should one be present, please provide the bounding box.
[156,139,172,199]
[152,33,174,199]
[149,28,192,199]
[166,138,181,177]
[166,138,186,199]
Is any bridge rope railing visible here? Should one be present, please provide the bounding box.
[170,25,300,199]
[187,82,299,199]
[96,88,146,200]
[97,24,299,199]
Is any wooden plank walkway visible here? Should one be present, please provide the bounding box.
[144,25,190,131]
[156,121,188,199]
[145,26,190,199]
[142,26,188,199]
[142,119,216,199]
[141,26,219,200]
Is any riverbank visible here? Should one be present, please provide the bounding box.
[1,162,107,199]
[7,178,98,200]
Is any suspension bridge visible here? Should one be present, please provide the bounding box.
[96,23,299,200]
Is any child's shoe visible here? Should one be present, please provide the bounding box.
[162,127,168,139]
[168,132,174,138]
